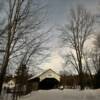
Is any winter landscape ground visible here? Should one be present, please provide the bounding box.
[19,89,100,100]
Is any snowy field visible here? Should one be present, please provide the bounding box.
[19,89,100,100]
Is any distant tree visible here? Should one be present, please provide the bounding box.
[93,33,100,88]
[15,64,29,96]
[61,5,95,90]
[94,33,100,48]
[79,50,95,88]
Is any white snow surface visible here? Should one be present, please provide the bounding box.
[19,89,100,100]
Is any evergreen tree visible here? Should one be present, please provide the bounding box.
[15,64,29,95]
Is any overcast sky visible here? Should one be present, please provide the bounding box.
[1,0,99,74]
[39,0,100,73]
[47,0,99,26]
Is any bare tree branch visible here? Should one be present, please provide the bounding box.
[61,5,95,90]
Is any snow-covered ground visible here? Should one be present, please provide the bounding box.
[19,89,100,100]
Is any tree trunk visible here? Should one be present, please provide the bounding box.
[79,61,85,90]
[79,72,84,90]
[0,58,9,94]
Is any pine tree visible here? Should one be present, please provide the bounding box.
[15,64,29,95]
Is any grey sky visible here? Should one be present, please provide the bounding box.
[43,0,99,49]
[40,0,100,73]
[46,0,99,26]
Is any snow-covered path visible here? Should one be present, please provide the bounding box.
[19,89,100,100]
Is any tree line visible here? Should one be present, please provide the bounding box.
[60,5,100,90]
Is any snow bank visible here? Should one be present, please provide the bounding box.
[20,89,100,100]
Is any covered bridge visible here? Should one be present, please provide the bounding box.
[27,69,60,92]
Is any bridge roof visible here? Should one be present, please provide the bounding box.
[29,69,60,81]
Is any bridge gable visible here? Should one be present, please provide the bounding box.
[39,69,60,82]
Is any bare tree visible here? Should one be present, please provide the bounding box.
[82,50,95,88]
[93,33,100,71]
[61,5,95,90]
[0,0,47,94]
[90,49,100,73]
[94,33,100,48]
[90,48,100,88]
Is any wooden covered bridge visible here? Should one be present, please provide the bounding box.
[27,69,60,92]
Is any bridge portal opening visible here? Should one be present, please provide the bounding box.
[39,78,59,89]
